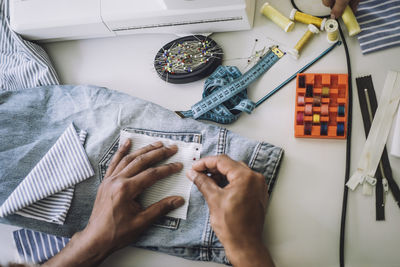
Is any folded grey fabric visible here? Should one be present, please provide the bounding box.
[0,85,283,265]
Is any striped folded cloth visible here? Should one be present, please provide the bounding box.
[356,0,400,54]
[0,123,94,225]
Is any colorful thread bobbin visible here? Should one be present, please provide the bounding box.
[321,104,329,116]
[289,24,319,59]
[304,122,312,135]
[313,95,321,106]
[337,122,345,136]
[338,105,345,117]
[289,9,327,31]
[322,86,330,97]
[313,114,320,124]
[305,103,312,115]
[342,5,361,37]
[298,95,305,106]
[321,122,328,135]
[325,19,339,43]
[297,112,304,124]
[306,84,313,97]
[260,2,295,32]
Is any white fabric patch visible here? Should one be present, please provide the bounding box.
[119,130,201,220]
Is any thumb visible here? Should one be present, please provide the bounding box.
[138,196,184,225]
[187,169,219,201]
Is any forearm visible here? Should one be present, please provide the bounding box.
[42,231,109,267]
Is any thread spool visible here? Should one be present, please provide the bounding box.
[298,75,306,88]
[322,86,330,97]
[304,122,312,135]
[313,95,321,106]
[289,24,319,59]
[298,95,305,106]
[321,122,328,135]
[325,19,339,43]
[260,2,295,32]
[297,112,304,124]
[306,84,313,97]
[305,104,312,115]
[321,104,329,116]
[337,122,345,136]
[342,5,361,37]
[313,114,320,124]
[338,105,345,117]
[290,9,327,31]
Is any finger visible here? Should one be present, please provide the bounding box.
[322,0,334,8]
[331,0,350,19]
[187,169,220,201]
[121,145,179,178]
[112,141,163,176]
[192,155,249,182]
[350,0,360,12]
[129,162,183,196]
[104,139,131,179]
[136,196,185,226]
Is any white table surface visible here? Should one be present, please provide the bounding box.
[1,0,400,266]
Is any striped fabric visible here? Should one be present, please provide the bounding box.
[0,0,60,91]
[356,0,400,54]
[0,124,94,224]
[13,228,70,264]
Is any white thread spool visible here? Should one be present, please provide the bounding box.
[288,24,319,59]
[325,19,339,43]
[260,2,295,32]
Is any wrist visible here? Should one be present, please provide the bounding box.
[224,240,274,267]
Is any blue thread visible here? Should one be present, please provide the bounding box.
[321,122,328,135]
[338,105,345,117]
[337,122,345,136]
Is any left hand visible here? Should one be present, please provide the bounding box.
[43,139,185,267]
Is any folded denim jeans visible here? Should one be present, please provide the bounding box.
[0,85,283,264]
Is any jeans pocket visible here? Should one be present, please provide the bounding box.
[98,127,202,230]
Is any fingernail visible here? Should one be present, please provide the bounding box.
[123,139,131,148]
[172,197,185,208]
[168,144,178,151]
[187,169,197,181]
[331,13,336,19]
[153,141,163,147]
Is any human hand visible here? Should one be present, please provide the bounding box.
[322,0,360,18]
[187,155,274,267]
[43,139,185,267]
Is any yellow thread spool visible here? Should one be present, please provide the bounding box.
[260,2,295,32]
[289,24,319,59]
[325,19,339,43]
[313,114,320,124]
[322,86,330,97]
[290,9,327,31]
[342,5,361,36]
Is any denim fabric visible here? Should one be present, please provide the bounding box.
[0,85,283,264]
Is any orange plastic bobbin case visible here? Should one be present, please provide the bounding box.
[294,73,348,139]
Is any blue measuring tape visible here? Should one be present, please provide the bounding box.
[176,41,341,124]
[176,46,284,124]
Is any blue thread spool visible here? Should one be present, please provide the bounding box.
[338,105,345,117]
[337,122,345,136]
[320,122,328,135]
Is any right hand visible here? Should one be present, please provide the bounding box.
[322,0,360,18]
[187,155,274,267]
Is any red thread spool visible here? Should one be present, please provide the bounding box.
[297,112,304,124]
[304,122,312,135]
